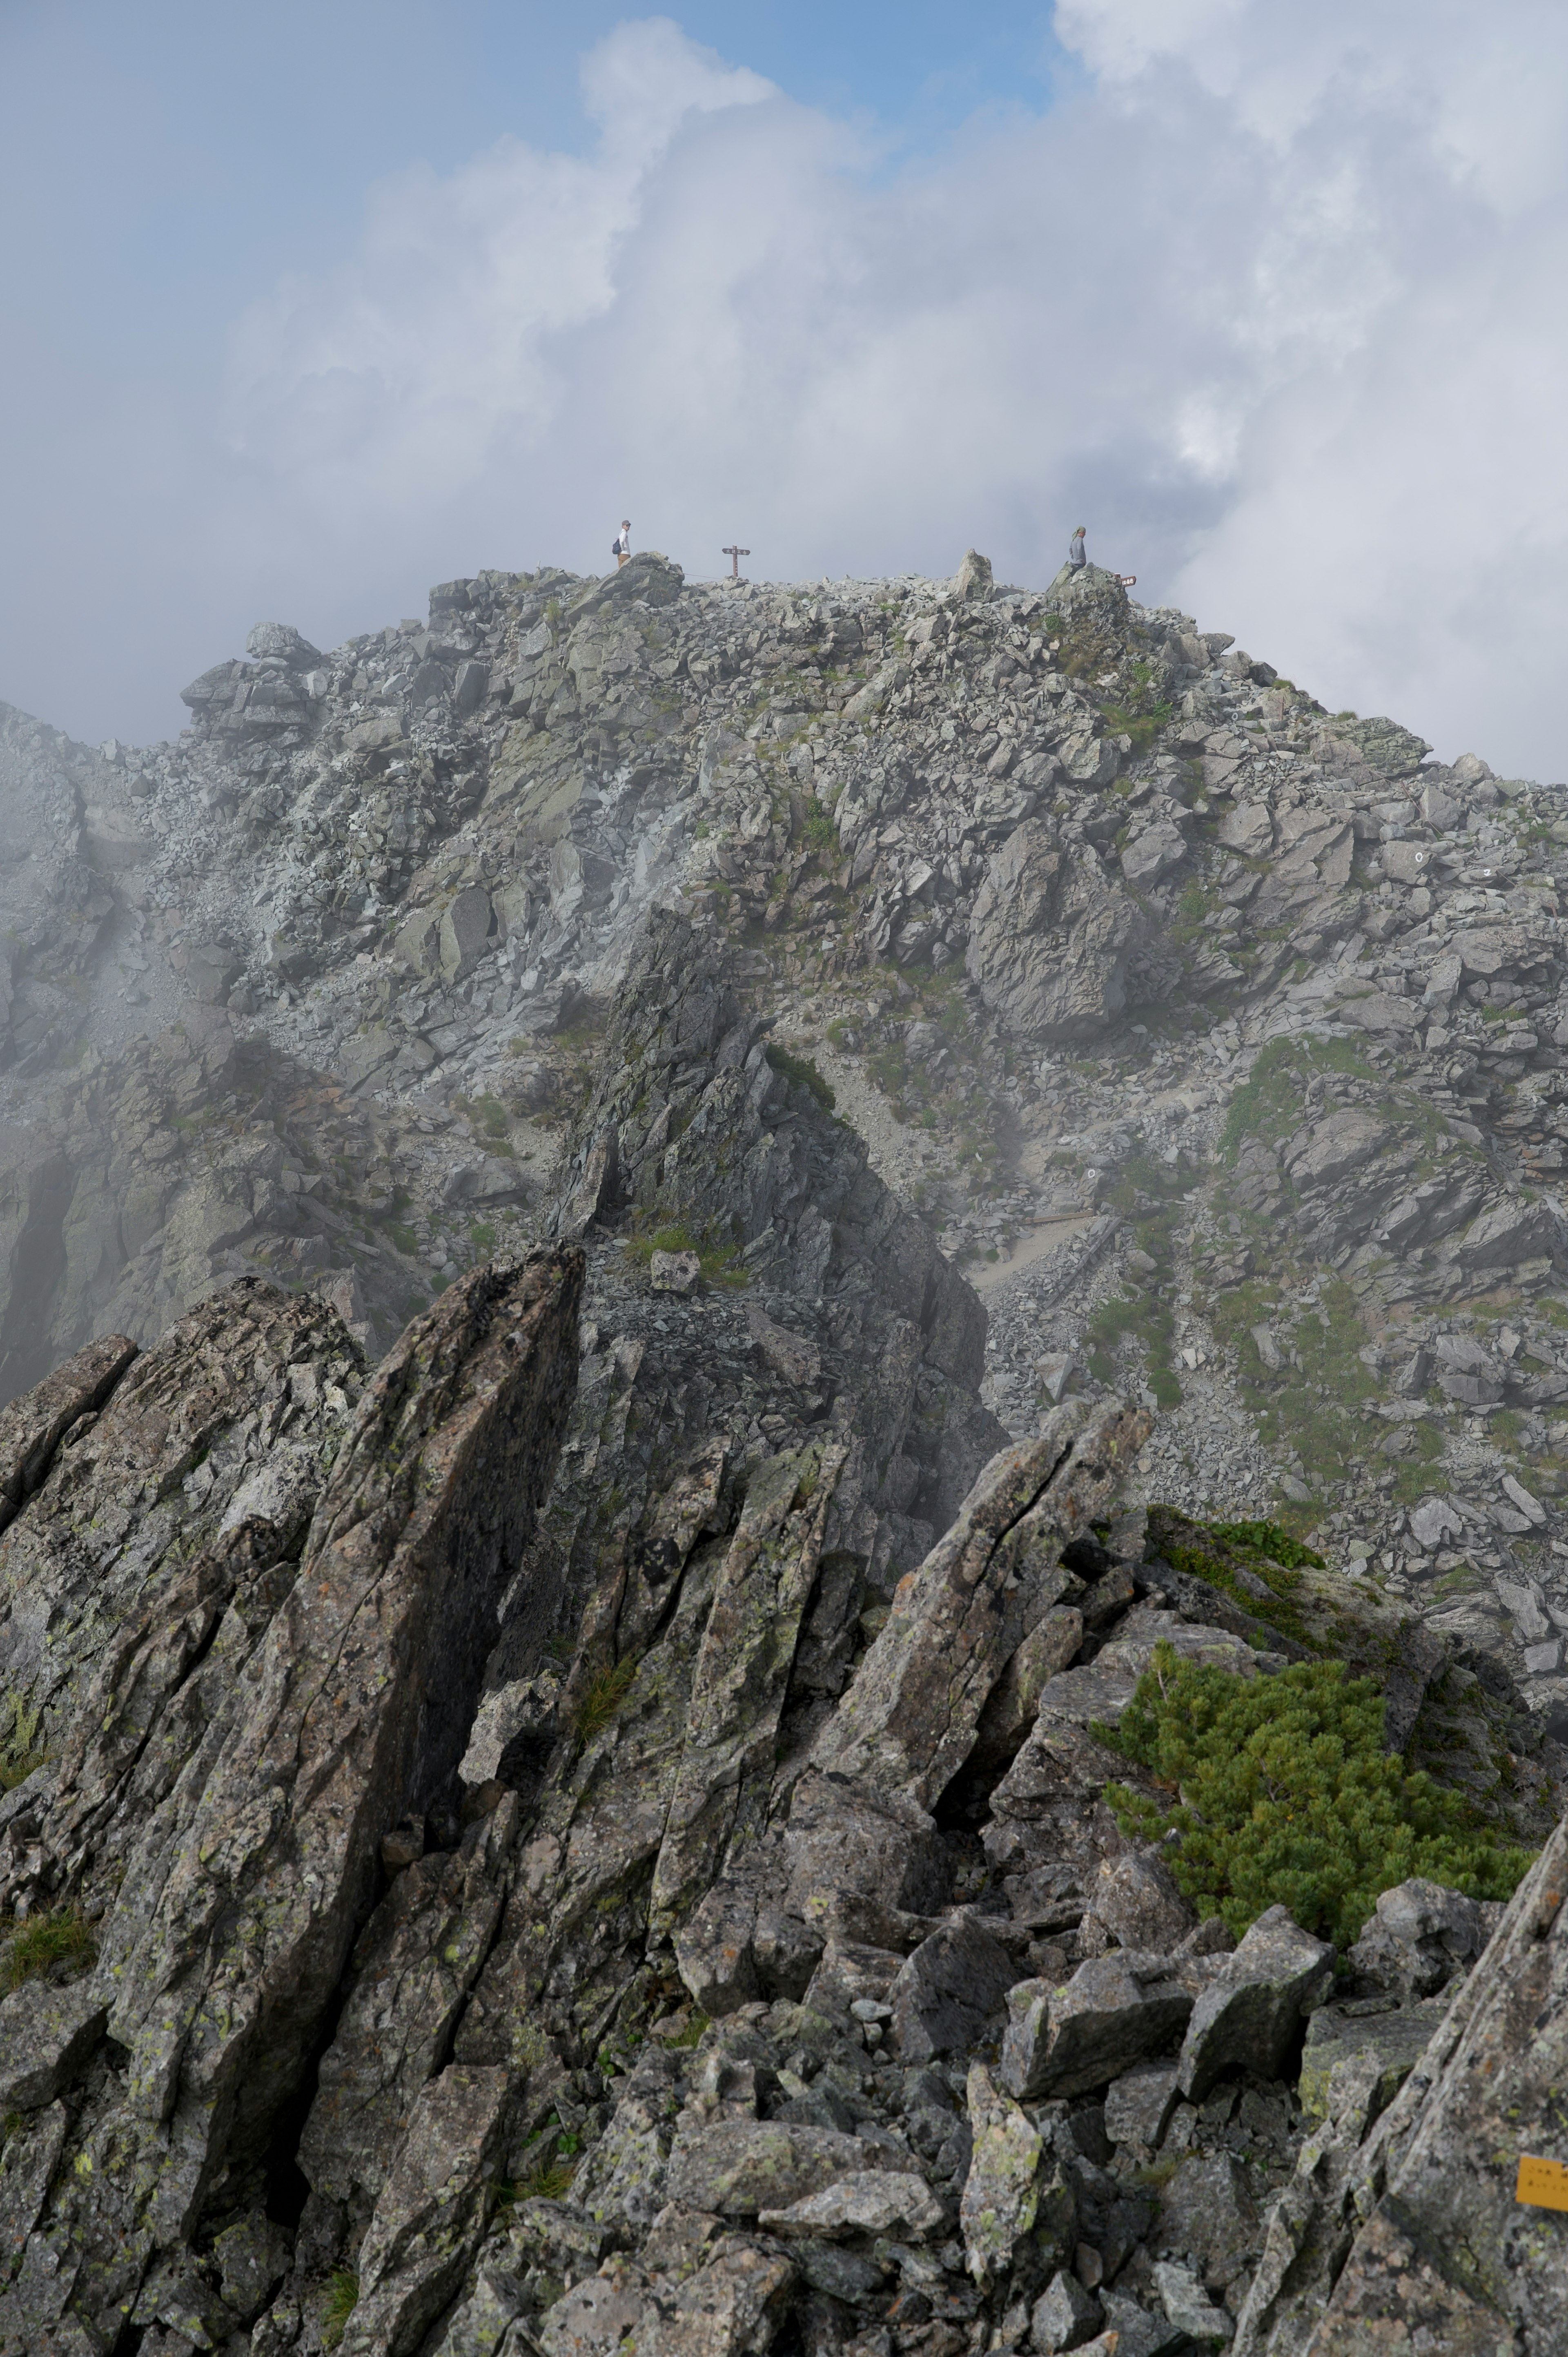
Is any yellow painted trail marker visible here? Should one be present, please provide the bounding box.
[1517,2156,1568,2211]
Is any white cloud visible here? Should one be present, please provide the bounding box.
[11,7,1568,781]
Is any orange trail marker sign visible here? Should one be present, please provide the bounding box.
[1517,2155,1568,2211]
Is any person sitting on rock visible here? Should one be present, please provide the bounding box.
[1068,525,1088,569]
[613,520,631,568]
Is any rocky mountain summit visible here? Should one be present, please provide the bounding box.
[2,544,1568,2346]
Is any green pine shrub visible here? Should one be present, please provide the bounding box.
[765,1044,836,1111]
[1097,1642,1533,1952]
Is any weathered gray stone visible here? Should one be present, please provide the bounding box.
[960,2061,1076,2286]
[664,2121,916,2217]
[569,2047,686,2232]
[440,885,496,983]
[0,1331,137,1540]
[1297,2001,1437,2125]
[1156,2152,1259,2291]
[758,2169,944,2241]
[1091,1848,1196,1954]
[1104,2061,1182,2152]
[1345,1875,1495,2000]
[650,1443,847,1936]
[649,1248,700,1294]
[299,1797,521,2224]
[965,818,1150,1046]
[623,2234,795,2355]
[783,1771,953,1924]
[0,1977,107,2112]
[0,1253,579,2349]
[1030,2265,1103,2350]
[1272,1816,1568,2353]
[965,1605,1085,1784]
[1002,1956,1198,2103]
[430,2260,530,2357]
[1153,2259,1234,2344]
[1099,2289,1191,2356]
[211,2212,292,2326]
[539,2259,650,2356]
[341,2065,515,2357]
[1178,1906,1334,2101]
[887,1916,1018,2063]
[812,1400,1143,1811]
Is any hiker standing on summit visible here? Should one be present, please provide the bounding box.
[613,520,631,568]
[1068,525,1088,569]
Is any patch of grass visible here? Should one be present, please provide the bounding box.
[1219,1037,1375,1163]
[387,1222,418,1256]
[1085,1290,1181,1408]
[575,1656,638,1744]
[0,1696,44,1793]
[1391,1425,1447,1503]
[1205,1518,1324,1570]
[1097,1641,1533,1951]
[468,1222,497,1255]
[322,2271,359,2350]
[626,1217,748,1289]
[765,1044,836,1111]
[1082,1154,1191,1405]
[801,795,838,855]
[1148,1505,1322,1650]
[1,1906,95,1994]
[1099,696,1174,756]
[503,2155,579,2204]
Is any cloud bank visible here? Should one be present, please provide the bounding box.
[8,7,1568,780]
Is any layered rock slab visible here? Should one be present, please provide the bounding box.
[0,1248,581,2351]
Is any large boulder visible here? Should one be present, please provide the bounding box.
[1177,1906,1335,2101]
[811,1399,1146,1811]
[964,818,1150,1045]
[1001,1954,1200,2102]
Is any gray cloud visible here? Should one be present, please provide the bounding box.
[5,7,1567,779]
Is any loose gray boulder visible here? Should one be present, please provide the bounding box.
[1345,1875,1500,2000]
[758,2169,944,2240]
[1031,2264,1104,2351]
[0,1976,107,2112]
[1104,2060,1182,2153]
[1003,1956,1198,2102]
[664,2121,917,2217]
[1091,1847,1197,1954]
[1177,1905,1334,2101]
[888,1915,1019,2062]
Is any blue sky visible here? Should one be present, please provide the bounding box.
[4,2,1568,778]
[3,3,1065,350]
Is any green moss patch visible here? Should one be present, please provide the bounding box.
[1148,1504,1323,1651]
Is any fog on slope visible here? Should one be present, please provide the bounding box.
[4,7,1568,776]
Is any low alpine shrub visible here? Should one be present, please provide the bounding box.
[1097,1642,1532,1951]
